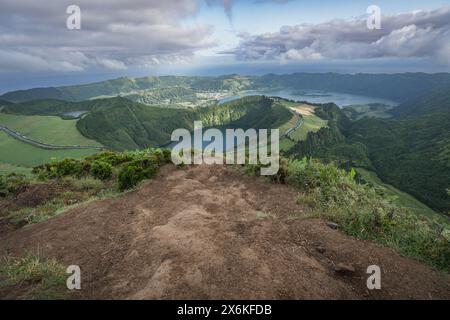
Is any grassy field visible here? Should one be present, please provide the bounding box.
[0,132,100,168]
[0,114,102,168]
[356,168,440,220]
[0,114,103,146]
[0,163,33,176]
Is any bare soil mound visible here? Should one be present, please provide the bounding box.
[1,165,449,299]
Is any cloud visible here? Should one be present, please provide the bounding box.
[231,6,450,65]
[0,49,89,72]
[0,0,214,72]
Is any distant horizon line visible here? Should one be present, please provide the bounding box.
[2,71,450,95]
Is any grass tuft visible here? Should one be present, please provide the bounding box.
[0,254,69,300]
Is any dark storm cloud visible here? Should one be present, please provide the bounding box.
[231,6,450,65]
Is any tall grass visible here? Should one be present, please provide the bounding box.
[0,254,69,299]
[246,157,450,272]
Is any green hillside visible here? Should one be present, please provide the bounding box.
[285,92,450,214]
[0,75,254,103]
[343,103,394,120]
[76,98,197,150]
[1,99,97,117]
[346,114,450,213]
[253,73,450,103]
[3,73,450,104]
[77,96,291,151]
[356,168,439,219]
[392,87,450,117]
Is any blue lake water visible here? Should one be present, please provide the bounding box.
[164,89,399,150]
[163,127,251,152]
[219,89,399,107]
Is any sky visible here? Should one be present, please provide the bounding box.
[1,0,450,92]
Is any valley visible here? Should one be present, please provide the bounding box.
[2,0,450,303]
[1,74,449,216]
[0,74,449,298]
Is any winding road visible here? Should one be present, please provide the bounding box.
[284,109,303,137]
[0,125,105,151]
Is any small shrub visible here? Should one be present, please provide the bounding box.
[0,175,7,196]
[55,159,84,177]
[90,161,112,180]
[118,159,159,191]
[242,157,289,183]
[118,166,140,191]
[0,173,29,196]
[86,151,134,166]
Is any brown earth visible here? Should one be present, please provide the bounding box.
[0,181,60,212]
[0,164,449,299]
[0,182,62,234]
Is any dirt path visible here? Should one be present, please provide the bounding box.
[1,164,449,299]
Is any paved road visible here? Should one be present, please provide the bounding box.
[284,109,303,137]
[0,125,105,151]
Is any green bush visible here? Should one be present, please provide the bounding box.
[54,159,85,177]
[118,159,159,191]
[86,151,135,166]
[32,148,171,188]
[34,159,92,180]
[243,157,290,184]
[0,175,6,196]
[0,173,29,196]
[90,161,112,180]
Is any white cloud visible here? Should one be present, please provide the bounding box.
[232,6,450,64]
[95,58,128,70]
[0,0,215,72]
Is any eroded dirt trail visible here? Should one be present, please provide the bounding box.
[1,165,449,299]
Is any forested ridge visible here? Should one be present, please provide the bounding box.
[285,91,450,213]
[76,96,290,151]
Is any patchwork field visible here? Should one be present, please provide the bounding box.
[278,103,328,151]
[0,114,102,168]
[288,104,329,141]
